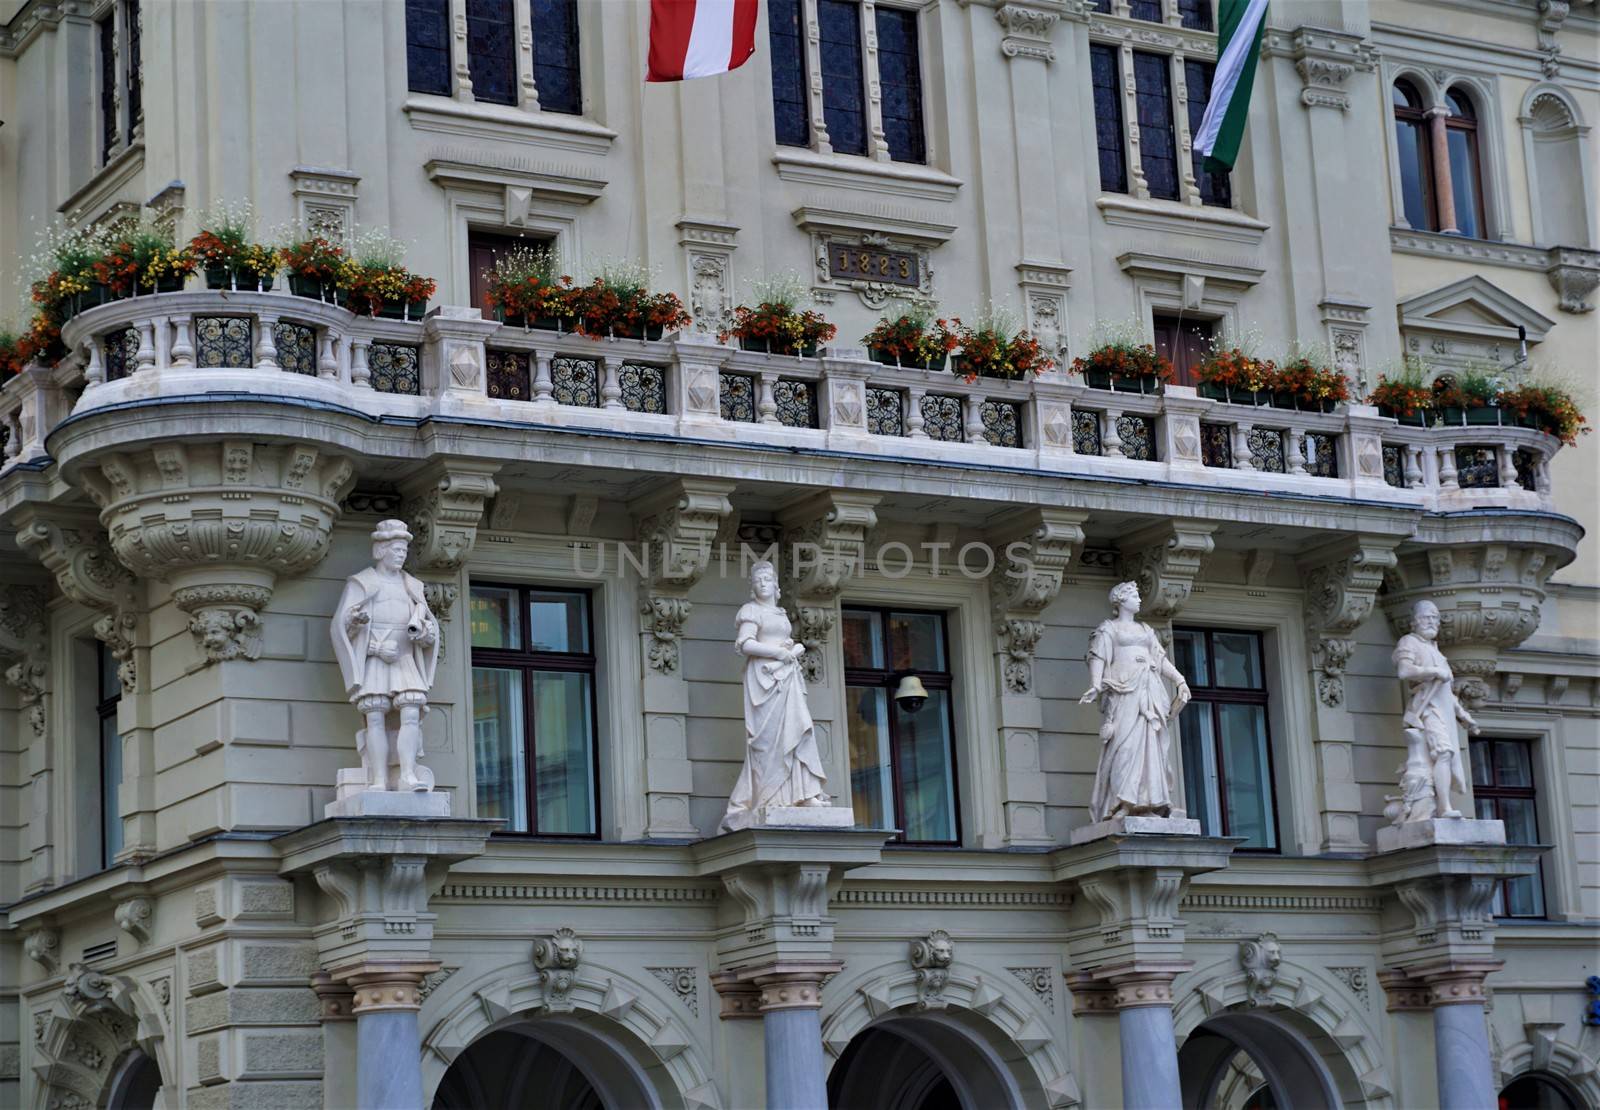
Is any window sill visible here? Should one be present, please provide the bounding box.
[771,148,963,203]
[1391,226,1573,270]
[403,94,616,156]
[1097,194,1268,246]
[57,141,145,222]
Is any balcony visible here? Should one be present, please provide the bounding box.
[0,288,1563,515]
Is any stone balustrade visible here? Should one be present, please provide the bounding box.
[0,288,1560,514]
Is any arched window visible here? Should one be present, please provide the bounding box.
[1445,88,1487,238]
[1392,80,1436,230]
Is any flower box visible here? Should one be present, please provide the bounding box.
[205,265,275,293]
[1085,367,1161,394]
[869,348,943,372]
[604,321,666,341]
[376,298,429,321]
[288,274,341,305]
[740,336,818,358]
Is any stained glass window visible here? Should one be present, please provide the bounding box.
[819,0,867,156]
[775,379,819,428]
[875,7,925,164]
[466,0,518,106]
[768,0,809,147]
[487,350,531,400]
[1201,422,1232,468]
[1133,52,1179,201]
[1184,60,1231,207]
[194,317,253,369]
[551,357,599,407]
[1129,0,1162,20]
[406,0,452,95]
[1090,45,1127,194]
[921,394,964,442]
[531,0,581,114]
[620,363,666,414]
[370,344,422,395]
[867,388,904,436]
[1177,0,1212,31]
[1117,414,1156,461]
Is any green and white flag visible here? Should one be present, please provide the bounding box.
[1194,0,1268,174]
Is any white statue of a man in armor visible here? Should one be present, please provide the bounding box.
[331,520,440,793]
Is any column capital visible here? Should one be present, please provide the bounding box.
[343,960,441,1015]
[311,970,357,1022]
[1064,971,1119,1015]
[710,971,764,1020]
[1101,963,1193,1010]
[751,961,843,1013]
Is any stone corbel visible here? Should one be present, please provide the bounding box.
[988,509,1088,693]
[13,508,141,692]
[23,926,60,972]
[399,458,502,622]
[996,3,1060,62]
[1115,522,1217,640]
[532,927,584,1012]
[114,896,154,946]
[1546,247,1600,314]
[1299,536,1402,708]
[909,930,954,1009]
[777,491,881,683]
[0,583,50,737]
[73,441,357,667]
[631,479,737,675]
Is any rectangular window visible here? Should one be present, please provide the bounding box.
[124,0,141,132]
[466,0,518,105]
[1183,59,1231,207]
[406,0,453,95]
[842,607,959,844]
[1177,0,1212,31]
[874,7,925,164]
[98,644,122,868]
[1129,0,1163,20]
[99,15,117,162]
[818,0,867,156]
[1471,738,1546,917]
[469,584,599,836]
[1174,628,1278,851]
[768,0,810,147]
[1090,45,1128,194]
[530,0,581,114]
[1133,51,1179,200]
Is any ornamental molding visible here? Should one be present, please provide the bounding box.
[778,491,880,682]
[399,458,502,581]
[1392,231,1600,311]
[13,507,140,692]
[1097,196,1269,246]
[1546,248,1600,313]
[1115,521,1218,630]
[1117,251,1265,289]
[1086,14,1216,57]
[794,206,954,309]
[836,888,1068,907]
[1396,274,1557,372]
[1263,26,1379,112]
[436,882,722,904]
[988,509,1087,693]
[1299,536,1402,707]
[909,930,955,1008]
[423,150,608,207]
[996,3,1060,62]
[74,440,355,666]
[532,927,584,1012]
[631,479,737,675]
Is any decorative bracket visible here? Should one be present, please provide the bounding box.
[1299,536,1401,707]
[13,507,141,691]
[996,4,1060,62]
[400,458,502,622]
[778,491,881,682]
[532,927,584,1012]
[987,508,1087,693]
[0,583,51,737]
[910,929,955,1009]
[631,479,737,675]
[1115,522,1217,638]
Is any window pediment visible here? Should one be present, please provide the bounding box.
[1397,275,1555,371]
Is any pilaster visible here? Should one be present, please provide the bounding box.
[631,478,737,837]
[1298,534,1402,852]
[986,508,1088,847]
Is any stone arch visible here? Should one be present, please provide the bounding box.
[1518,83,1594,248]
[1495,1040,1600,1106]
[819,961,1079,1108]
[1389,65,1443,109]
[419,962,719,1110]
[1172,957,1391,1109]
[30,966,173,1110]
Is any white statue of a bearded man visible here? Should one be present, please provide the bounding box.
[331,520,440,793]
[1389,599,1478,822]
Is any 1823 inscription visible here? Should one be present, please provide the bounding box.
[829,246,920,287]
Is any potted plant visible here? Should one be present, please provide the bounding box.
[953,308,1054,382]
[569,263,692,340]
[862,301,960,371]
[1272,353,1350,413]
[281,236,346,303]
[1495,381,1589,446]
[0,328,25,378]
[189,202,278,291]
[485,246,577,332]
[29,224,111,322]
[1195,346,1276,404]
[1430,367,1500,425]
[1367,362,1434,426]
[335,230,435,319]
[1071,341,1174,393]
[720,275,835,357]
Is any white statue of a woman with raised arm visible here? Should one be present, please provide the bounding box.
[719,561,843,832]
[1079,581,1191,823]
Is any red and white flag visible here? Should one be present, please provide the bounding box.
[646,0,758,82]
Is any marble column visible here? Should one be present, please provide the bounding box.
[754,963,838,1110]
[346,962,437,1110]
[1426,107,1460,234]
[1110,970,1183,1110]
[1426,965,1499,1110]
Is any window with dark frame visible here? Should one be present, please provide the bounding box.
[1132,51,1180,201]
[818,0,868,156]
[469,584,600,837]
[530,0,581,114]
[406,0,453,95]
[1173,628,1279,851]
[468,230,554,316]
[1152,314,1216,386]
[1089,44,1128,194]
[1392,80,1436,231]
[465,0,518,105]
[874,7,925,164]
[1444,88,1487,239]
[768,0,810,147]
[1471,737,1546,917]
[842,606,960,845]
[125,0,141,130]
[98,643,122,869]
[1183,59,1231,207]
[1177,0,1212,32]
[99,15,118,162]
[406,0,581,112]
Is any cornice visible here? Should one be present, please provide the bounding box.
[1097,195,1270,245]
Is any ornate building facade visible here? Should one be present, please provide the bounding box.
[0,0,1597,1107]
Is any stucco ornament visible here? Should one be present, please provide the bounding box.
[330,520,441,793]
[910,929,955,1008]
[719,561,835,832]
[1386,600,1479,824]
[1079,581,1192,822]
[1239,933,1282,1004]
[533,927,584,1011]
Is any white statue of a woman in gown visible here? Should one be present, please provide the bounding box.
[719,562,834,832]
[1079,581,1191,822]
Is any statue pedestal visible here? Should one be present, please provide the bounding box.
[1376,816,1505,853]
[325,788,451,819]
[760,805,854,829]
[1069,814,1201,846]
